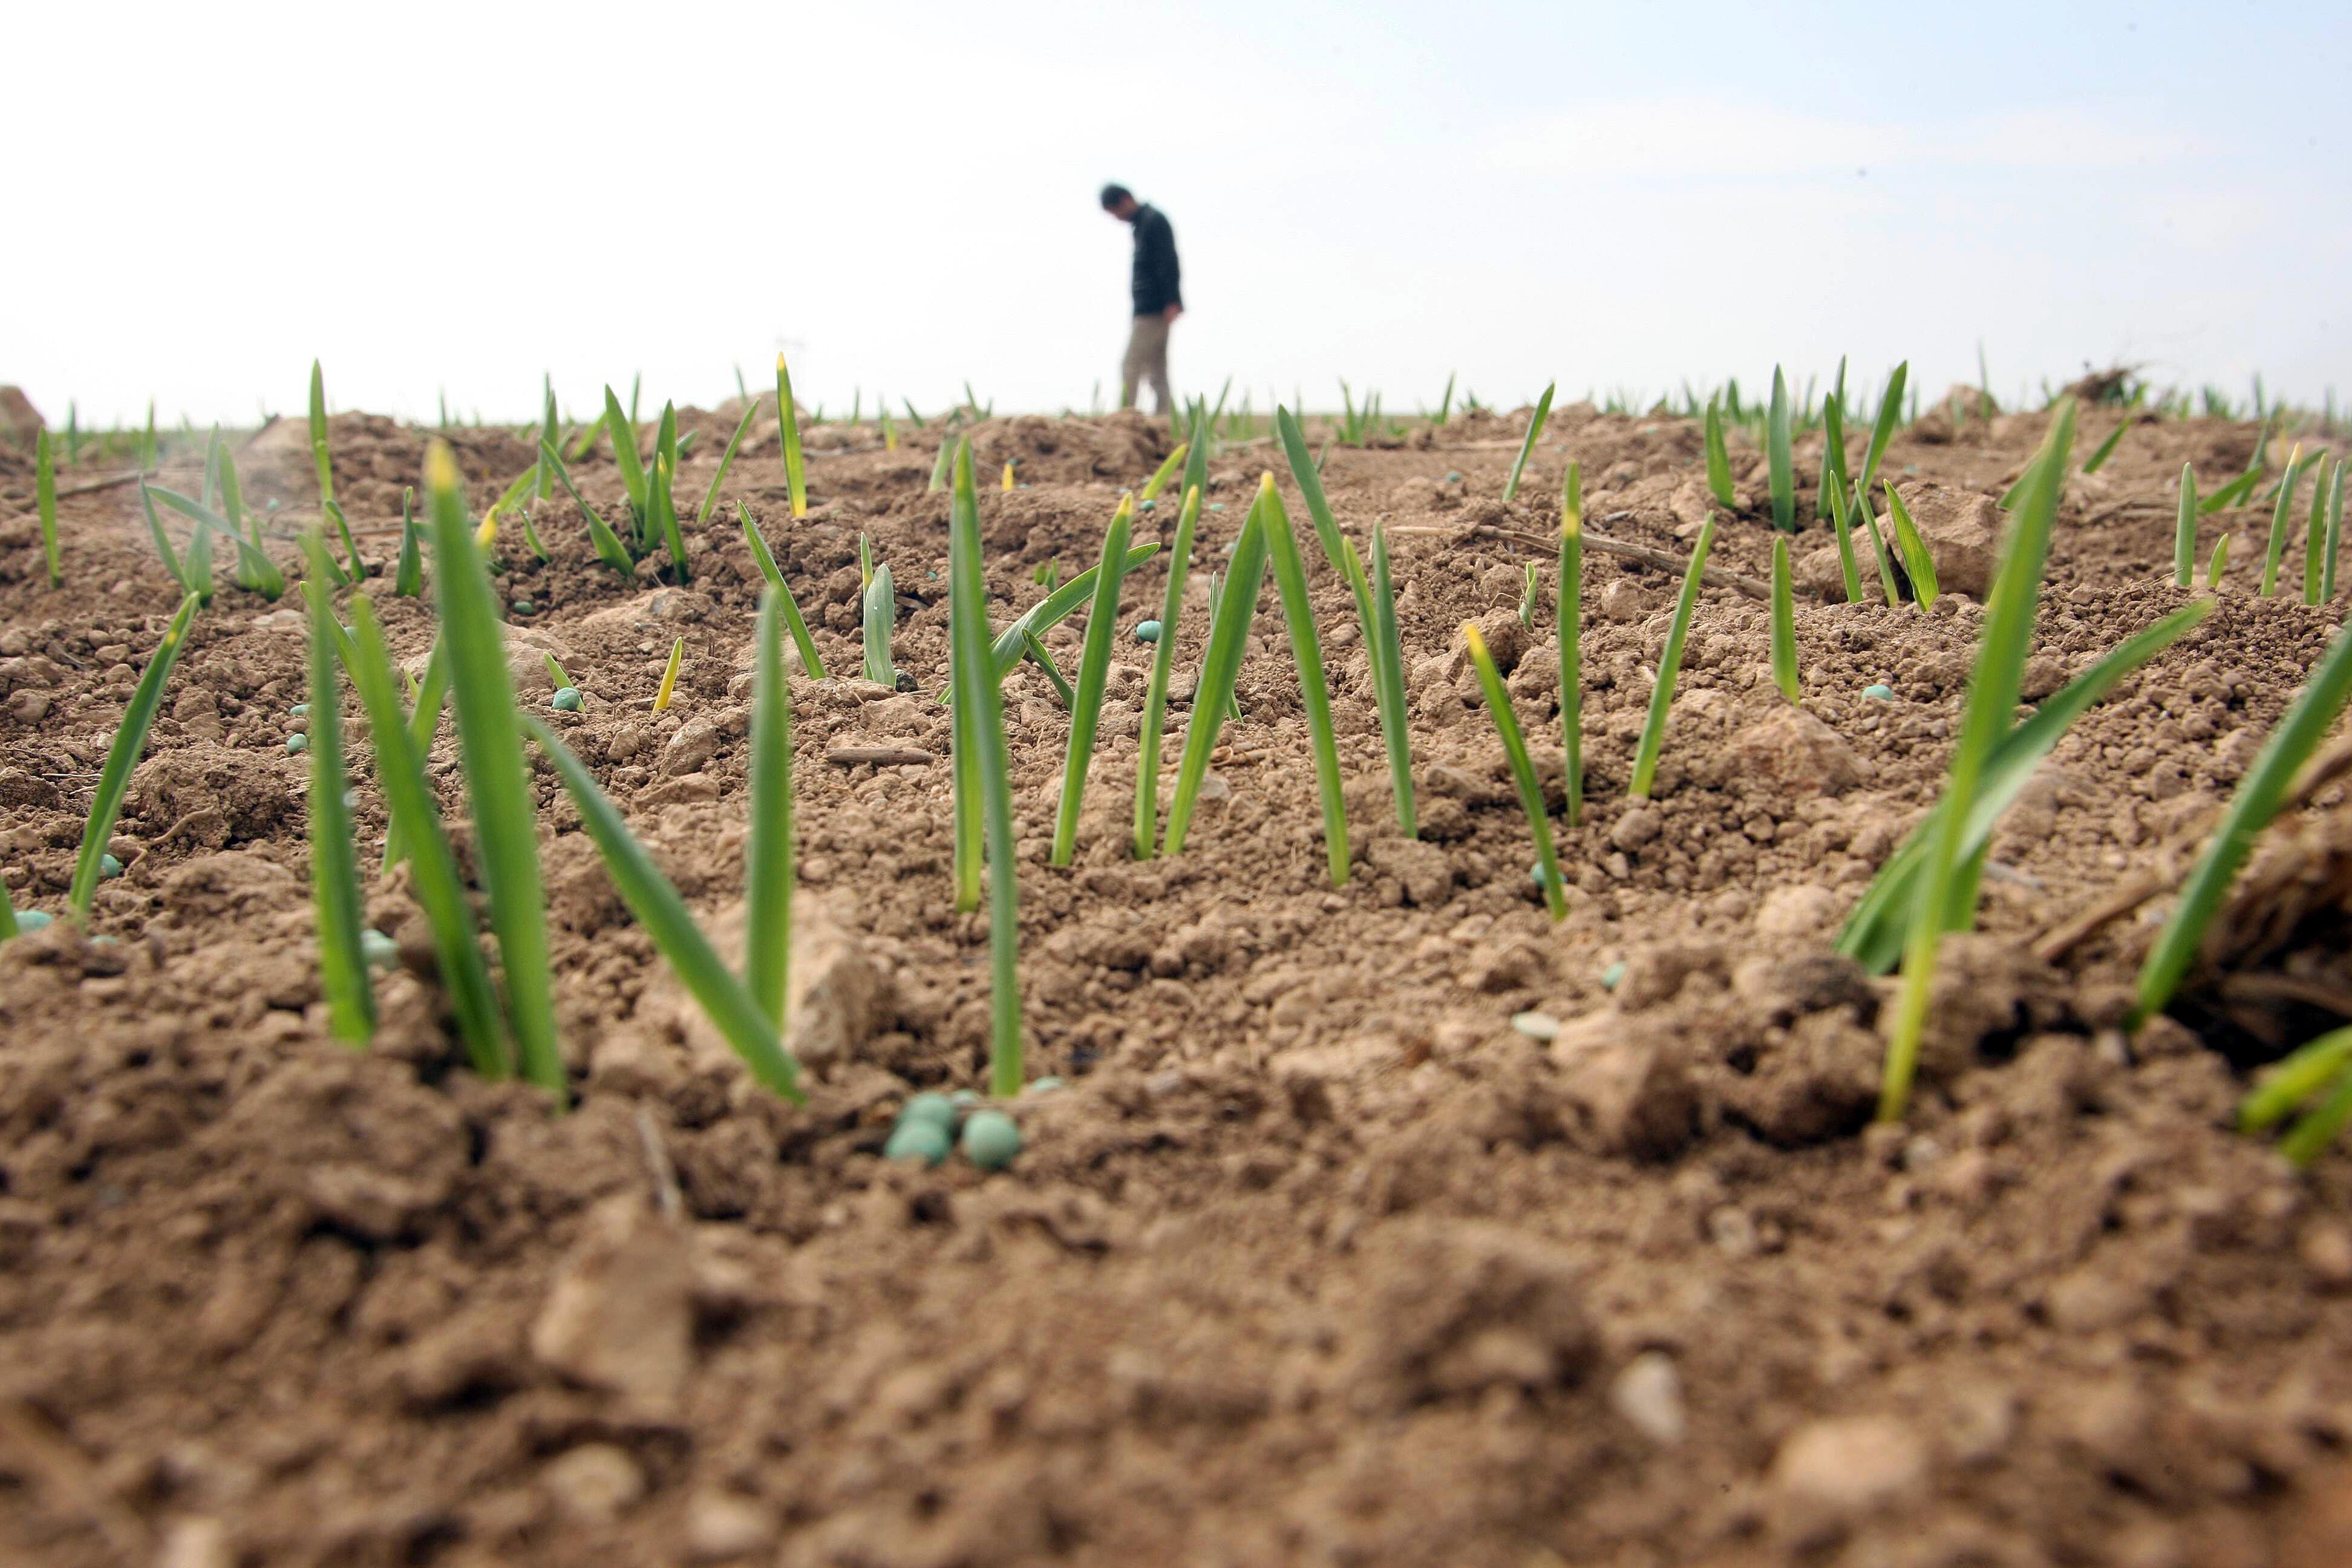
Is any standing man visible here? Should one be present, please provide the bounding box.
[1100,183,1181,414]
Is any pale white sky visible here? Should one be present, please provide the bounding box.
[13,0,2348,429]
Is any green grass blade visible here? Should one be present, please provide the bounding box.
[1051,494,1135,864]
[2259,445,2303,595]
[1558,463,1584,828]
[1502,382,1556,503]
[1857,361,1908,497]
[2239,1025,2352,1134]
[603,385,647,520]
[1022,630,1076,707]
[2174,464,2198,588]
[1135,479,1203,858]
[538,380,558,500]
[2206,531,2232,589]
[309,359,335,508]
[326,498,364,581]
[1165,500,1270,854]
[426,443,564,1104]
[928,439,955,492]
[1884,482,1939,608]
[2324,459,2344,603]
[653,455,688,583]
[1853,480,1903,607]
[2304,458,2333,606]
[1627,514,1716,798]
[1766,367,1795,532]
[1255,475,1350,886]
[1826,472,1864,602]
[139,482,188,592]
[1464,621,1566,919]
[343,599,509,1078]
[862,561,898,686]
[540,439,635,575]
[2278,1050,2352,1166]
[1769,535,1798,701]
[1837,598,2210,974]
[1275,407,1354,576]
[68,592,200,918]
[2081,417,2128,475]
[303,531,373,1045]
[1140,443,1189,501]
[736,502,829,678]
[1815,381,1849,521]
[946,439,1025,1093]
[2199,468,2259,515]
[524,716,802,1100]
[1365,523,1417,835]
[1703,399,1734,508]
[696,399,762,526]
[393,487,422,597]
[1881,403,2076,1121]
[2134,608,2352,1026]
[979,545,1162,688]
[36,429,62,587]
[776,354,809,517]
[745,589,795,1031]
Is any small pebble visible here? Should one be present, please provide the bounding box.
[899,1091,958,1132]
[1610,1353,1687,1446]
[1137,497,1157,512]
[359,929,400,971]
[286,733,309,754]
[883,1120,950,1166]
[949,1088,982,1111]
[11,909,53,933]
[961,1108,1022,1171]
[1510,1011,1562,1042]
[1206,502,1226,512]
[1863,684,1895,701]
[98,853,123,880]
[552,687,584,711]
[512,599,537,616]
[1444,471,1464,483]
[1601,960,1627,990]
[1026,1076,1065,1096]
[1134,619,1163,644]
[289,702,310,716]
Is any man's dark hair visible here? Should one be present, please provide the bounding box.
[1099,183,1133,209]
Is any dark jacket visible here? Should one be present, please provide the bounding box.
[1129,204,1181,316]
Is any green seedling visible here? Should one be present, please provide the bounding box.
[139,481,189,596]
[426,442,564,1103]
[1770,535,1799,701]
[1880,403,2076,1122]
[696,399,761,524]
[526,714,802,1100]
[1140,442,1189,501]
[540,439,635,576]
[342,599,508,1077]
[538,378,558,500]
[1884,482,1939,609]
[744,587,795,1032]
[1627,514,1716,798]
[2207,532,2232,589]
[1051,494,1136,864]
[324,498,363,582]
[603,385,648,518]
[946,439,1025,1095]
[2082,418,2128,475]
[1766,367,1795,532]
[1518,562,1540,628]
[1022,630,1076,707]
[309,359,336,512]
[736,502,829,677]
[652,451,688,583]
[969,545,1162,694]
[1277,406,1414,835]
[1838,598,2210,974]
[1815,365,1850,522]
[2240,1025,2352,1165]
[1135,437,1209,858]
[1464,621,1566,920]
[36,429,62,587]
[1558,463,1584,827]
[2175,464,2198,588]
[68,593,200,918]
[1165,497,1271,855]
[2304,457,2336,606]
[1703,398,1734,508]
[1826,472,1864,603]
[1254,474,1351,886]
[2134,607,2352,1027]
[862,557,899,687]
[929,439,955,492]
[2259,443,2304,595]
[303,531,373,1045]
[1851,479,1903,607]
[390,486,422,597]
[1503,382,1555,503]
[1857,361,1908,498]
[2323,459,2344,603]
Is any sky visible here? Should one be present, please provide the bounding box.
[11,0,2350,430]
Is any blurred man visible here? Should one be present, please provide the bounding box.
[1100,183,1181,414]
